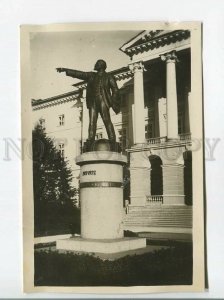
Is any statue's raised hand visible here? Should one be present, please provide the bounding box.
[56,68,65,73]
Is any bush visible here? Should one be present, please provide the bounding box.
[34,243,192,286]
[34,203,80,237]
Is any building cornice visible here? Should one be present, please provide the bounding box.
[32,90,81,110]
[121,30,190,57]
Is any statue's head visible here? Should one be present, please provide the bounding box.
[94,59,107,71]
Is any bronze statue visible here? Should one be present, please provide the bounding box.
[56,60,120,147]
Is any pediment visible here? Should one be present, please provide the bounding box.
[120,30,190,57]
[120,30,165,52]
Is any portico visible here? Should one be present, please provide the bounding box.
[120,30,192,207]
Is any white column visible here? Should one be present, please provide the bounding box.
[161,51,179,139]
[129,61,145,144]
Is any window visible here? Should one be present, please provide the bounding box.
[59,143,65,158]
[59,114,65,126]
[96,132,103,140]
[39,118,45,129]
[178,113,184,134]
[145,123,153,139]
[118,128,127,150]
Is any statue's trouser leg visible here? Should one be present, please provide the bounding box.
[99,101,116,142]
[88,107,98,141]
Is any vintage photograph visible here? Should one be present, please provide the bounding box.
[21,22,205,293]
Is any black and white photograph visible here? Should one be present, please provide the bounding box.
[21,22,205,293]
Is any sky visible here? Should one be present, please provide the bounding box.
[30,30,141,100]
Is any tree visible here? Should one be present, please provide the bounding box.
[32,123,80,236]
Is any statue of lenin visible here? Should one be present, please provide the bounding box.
[56,60,120,147]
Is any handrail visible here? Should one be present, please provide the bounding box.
[146,195,163,204]
[179,133,191,141]
[146,136,167,145]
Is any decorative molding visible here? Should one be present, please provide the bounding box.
[160,50,179,63]
[80,181,122,188]
[123,30,190,57]
[32,92,80,111]
[129,61,145,73]
[114,70,133,81]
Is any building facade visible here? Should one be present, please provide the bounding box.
[32,30,193,235]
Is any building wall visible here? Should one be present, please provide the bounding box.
[33,100,82,192]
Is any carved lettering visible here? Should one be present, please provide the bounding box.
[82,170,96,176]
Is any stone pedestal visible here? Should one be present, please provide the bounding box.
[78,151,126,239]
[57,237,146,254]
[56,144,146,254]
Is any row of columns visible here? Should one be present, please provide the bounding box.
[129,51,187,206]
[129,50,180,144]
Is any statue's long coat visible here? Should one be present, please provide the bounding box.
[65,69,120,114]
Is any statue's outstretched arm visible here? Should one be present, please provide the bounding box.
[56,68,92,81]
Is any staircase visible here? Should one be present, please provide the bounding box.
[123,205,192,235]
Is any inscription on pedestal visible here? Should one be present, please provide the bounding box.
[82,170,96,176]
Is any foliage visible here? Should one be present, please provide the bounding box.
[34,243,192,286]
[32,123,80,236]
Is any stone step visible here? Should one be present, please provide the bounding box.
[128,209,192,214]
[124,219,192,224]
[125,213,192,217]
[126,214,192,218]
[126,216,191,220]
[124,220,192,226]
[125,212,192,216]
[129,204,192,208]
[125,218,192,222]
[124,220,192,224]
[124,224,192,228]
[124,218,192,223]
[123,205,192,230]
[128,206,192,211]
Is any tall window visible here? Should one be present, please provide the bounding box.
[149,155,163,196]
[178,113,184,134]
[145,123,153,139]
[118,128,127,151]
[59,143,65,158]
[59,114,65,126]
